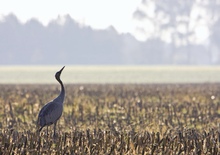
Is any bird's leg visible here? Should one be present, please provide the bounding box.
[46,126,48,136]
[53,121,57,138]
[38,126,43,133]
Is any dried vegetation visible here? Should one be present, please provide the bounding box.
[0,84,219,154]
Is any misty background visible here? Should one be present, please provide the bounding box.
[1,0,220,65]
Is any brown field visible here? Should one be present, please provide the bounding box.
[0,84,219,154]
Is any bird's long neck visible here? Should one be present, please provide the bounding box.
[54,77,65,103]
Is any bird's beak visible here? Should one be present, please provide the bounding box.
[59,66,65,72]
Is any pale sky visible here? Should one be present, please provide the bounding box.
[0,0,141,34]
[0,0,211,43]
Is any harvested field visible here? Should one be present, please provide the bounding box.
[0,84,219,154]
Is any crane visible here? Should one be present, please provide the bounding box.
[37,66,65,137]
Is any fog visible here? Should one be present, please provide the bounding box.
[0,0,220,65]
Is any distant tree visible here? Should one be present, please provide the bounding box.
[0,14,126,65]
[133,0,220,64]
[206,0,220,64]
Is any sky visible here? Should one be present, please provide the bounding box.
[0,0,211,43]
[0,0,141,36]
[0,0,218,65]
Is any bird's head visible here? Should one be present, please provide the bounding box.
[55,66,65,80]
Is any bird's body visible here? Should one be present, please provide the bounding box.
[37,66,65,137]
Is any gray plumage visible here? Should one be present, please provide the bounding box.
[37,66,65,136]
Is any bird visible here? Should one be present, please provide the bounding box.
[37,66,65,137]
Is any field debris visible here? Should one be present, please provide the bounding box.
[0,84,219,154]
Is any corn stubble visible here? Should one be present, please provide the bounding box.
[0,84,219,154]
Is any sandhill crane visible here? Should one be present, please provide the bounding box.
[37,66,65,137]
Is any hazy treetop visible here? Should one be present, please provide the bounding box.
[0,0,220,65]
